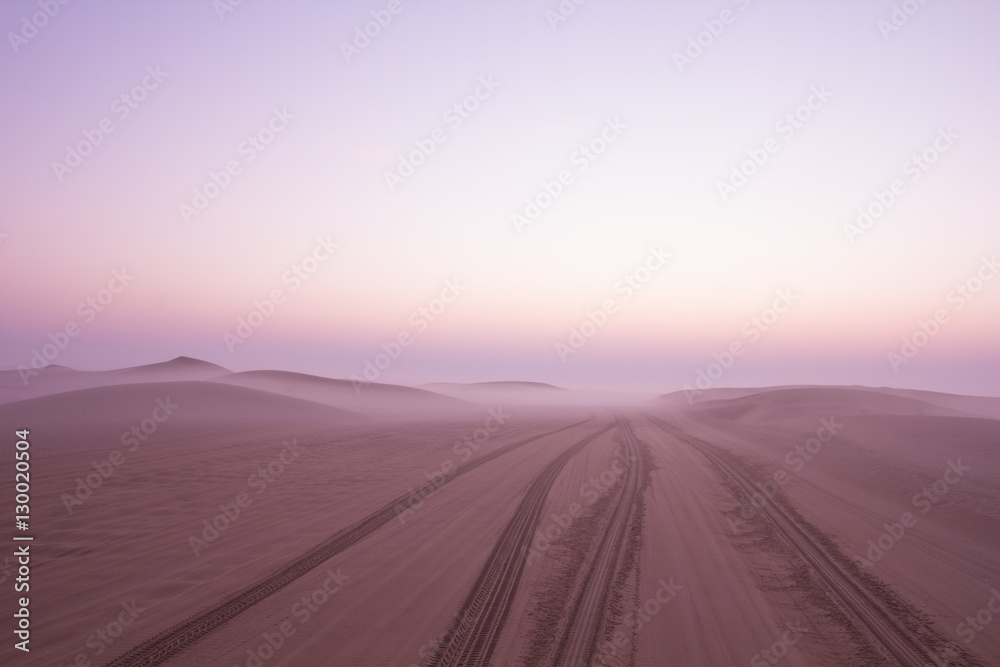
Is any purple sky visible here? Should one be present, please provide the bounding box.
[1,0,999,396]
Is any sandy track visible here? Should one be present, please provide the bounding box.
[427,422,616,667]
[548,413,644,666]
[105,419,592,667]
[649,416,945,667]
[790,470,1000,591]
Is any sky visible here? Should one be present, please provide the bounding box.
[1,0,998,396]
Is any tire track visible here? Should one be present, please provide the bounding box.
[427,423,616,667]
[105,417,594,667]
[792,471,1000,590]
[648,416,944,667]
[714,417,998,589]
[548,413,643,667]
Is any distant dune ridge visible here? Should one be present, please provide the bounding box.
[211,369,471,416]
[0,355,231,404]
[0,380,363,455]
[425,380,565,390]
[422,379,581,406]
[4,355,999,414]
[658,384,1000,420]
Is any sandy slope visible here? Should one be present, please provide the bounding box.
[0,357,231,404]
[0,381,357,456]
[210,370,472,417]
[0,367,997,666]
[1,400,589,666]
[650,387,999,665]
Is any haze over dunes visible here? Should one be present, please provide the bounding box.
[0,360,998,665]
[2,1,999,666]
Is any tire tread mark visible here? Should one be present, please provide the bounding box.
[648,416,941,667]
[548,413,643,666]
[427,423,616,667]
[792,472,1000,590]
[104,418,593,667]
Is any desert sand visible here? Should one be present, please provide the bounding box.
[0,359,997,666]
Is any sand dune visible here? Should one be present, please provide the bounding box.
[102,356,232,382]
[423,380,651,407]
[211,369,472,417]
[0,380,354,456]
[424,380,565,393]
[685,386,981,421]
[0,356,231,404]
[422,380,570,406]
[869,386,1000,420]
[659,383,998,419]
[0,373,997,666]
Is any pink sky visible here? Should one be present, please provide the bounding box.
[1,0,998,395]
